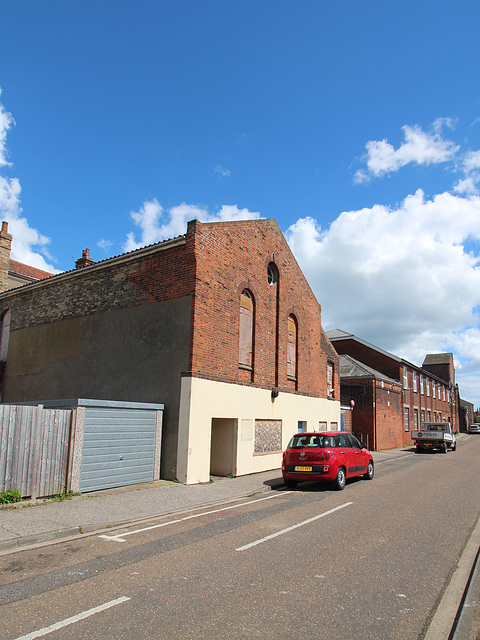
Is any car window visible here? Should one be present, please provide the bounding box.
[288,435,320,448]
[320,436,334,448]
[346,434,361,448]
[334,434,348,448]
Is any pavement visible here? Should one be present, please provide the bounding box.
[0,442,478,639]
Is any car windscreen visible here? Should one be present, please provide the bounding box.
[287,435,335,448]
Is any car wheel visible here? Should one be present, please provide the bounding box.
[333,467,346,491]
[363,460,374,480]
[284,479,297,489]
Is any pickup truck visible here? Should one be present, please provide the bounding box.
[411,422,456,453]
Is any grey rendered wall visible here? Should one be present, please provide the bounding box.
[2,296,191,480]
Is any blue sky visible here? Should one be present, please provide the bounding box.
[1,1,480,408]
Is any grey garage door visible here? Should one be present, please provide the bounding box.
[79,407,158,492]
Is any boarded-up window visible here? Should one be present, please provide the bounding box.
[327,361,334,398]
[254,419,282,453]
[287,315,297,379]
[239,289,254,368]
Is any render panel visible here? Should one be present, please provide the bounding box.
[2,296,192,480]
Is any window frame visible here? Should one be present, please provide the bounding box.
[239,289,254,370]
[287,314,298,381]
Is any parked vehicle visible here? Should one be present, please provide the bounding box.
[468,423,480,434]
[282,431,374,491]
[412,422,456,453]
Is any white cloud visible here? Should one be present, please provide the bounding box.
[214,165,231,178]
[355,122,460,182]
[0,93,14,168]
[124,200,261,252]
[97,238,113,252]
[0,92,58,272]
[453,177,478,195]
[285,190,480,405]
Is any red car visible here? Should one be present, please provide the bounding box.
[282,431,374,490]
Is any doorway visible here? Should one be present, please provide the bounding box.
[210,418,238,477]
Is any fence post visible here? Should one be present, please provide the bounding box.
[65,409,77,492]
[29,405,44,500]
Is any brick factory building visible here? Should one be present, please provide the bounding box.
[327,329,462,450]
[0,218,340,484]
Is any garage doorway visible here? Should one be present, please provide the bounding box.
[210,418,238,477]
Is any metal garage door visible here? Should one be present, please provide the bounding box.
[79,407,158,492]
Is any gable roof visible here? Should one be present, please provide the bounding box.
[326,328,402,363]
[339,354,401,385]
[9,259,54,282]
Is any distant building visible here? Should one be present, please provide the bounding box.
[459,398,475,431]
[327,329,462,449]
[0,222,53,292]
[338,354,403,450]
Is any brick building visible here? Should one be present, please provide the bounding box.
[0,222,53,291]
[327,329,461,449]
[339,354,403,450]
[459,398,475,432]
[0,219,340,484]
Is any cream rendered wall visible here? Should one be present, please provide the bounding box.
[176,376,341,484]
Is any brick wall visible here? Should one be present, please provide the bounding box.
[332,339,400,381]
[375,380,404,449]
[187,219,338,399]
[0,222,12,294]
[342,379,375,448]
[340,376,403,450]
[0,238,194,332]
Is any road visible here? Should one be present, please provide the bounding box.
[1,435,479,640]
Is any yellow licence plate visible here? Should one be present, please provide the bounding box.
[295,466,312,471]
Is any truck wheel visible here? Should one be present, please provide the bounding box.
[451,443,456,451]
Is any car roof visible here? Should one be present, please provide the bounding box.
[295,431,349,436]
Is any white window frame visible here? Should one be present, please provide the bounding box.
[412,371,417,393]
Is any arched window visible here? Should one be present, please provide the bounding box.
[327,361,334,398]
[239,289,254,368]
[267,262,278,285]
[287,314,297,380]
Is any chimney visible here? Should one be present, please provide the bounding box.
[0,221,13,292]
[75,248,94,269]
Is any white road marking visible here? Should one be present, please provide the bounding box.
[99,492,292,542]
[235,501,353,551]
[13,596,130,640]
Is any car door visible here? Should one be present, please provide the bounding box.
[334,433,356,477]
[345,434,368,476]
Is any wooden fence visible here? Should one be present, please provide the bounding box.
[0,404,73,499]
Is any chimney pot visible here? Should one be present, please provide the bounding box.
[75,248,94,269]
